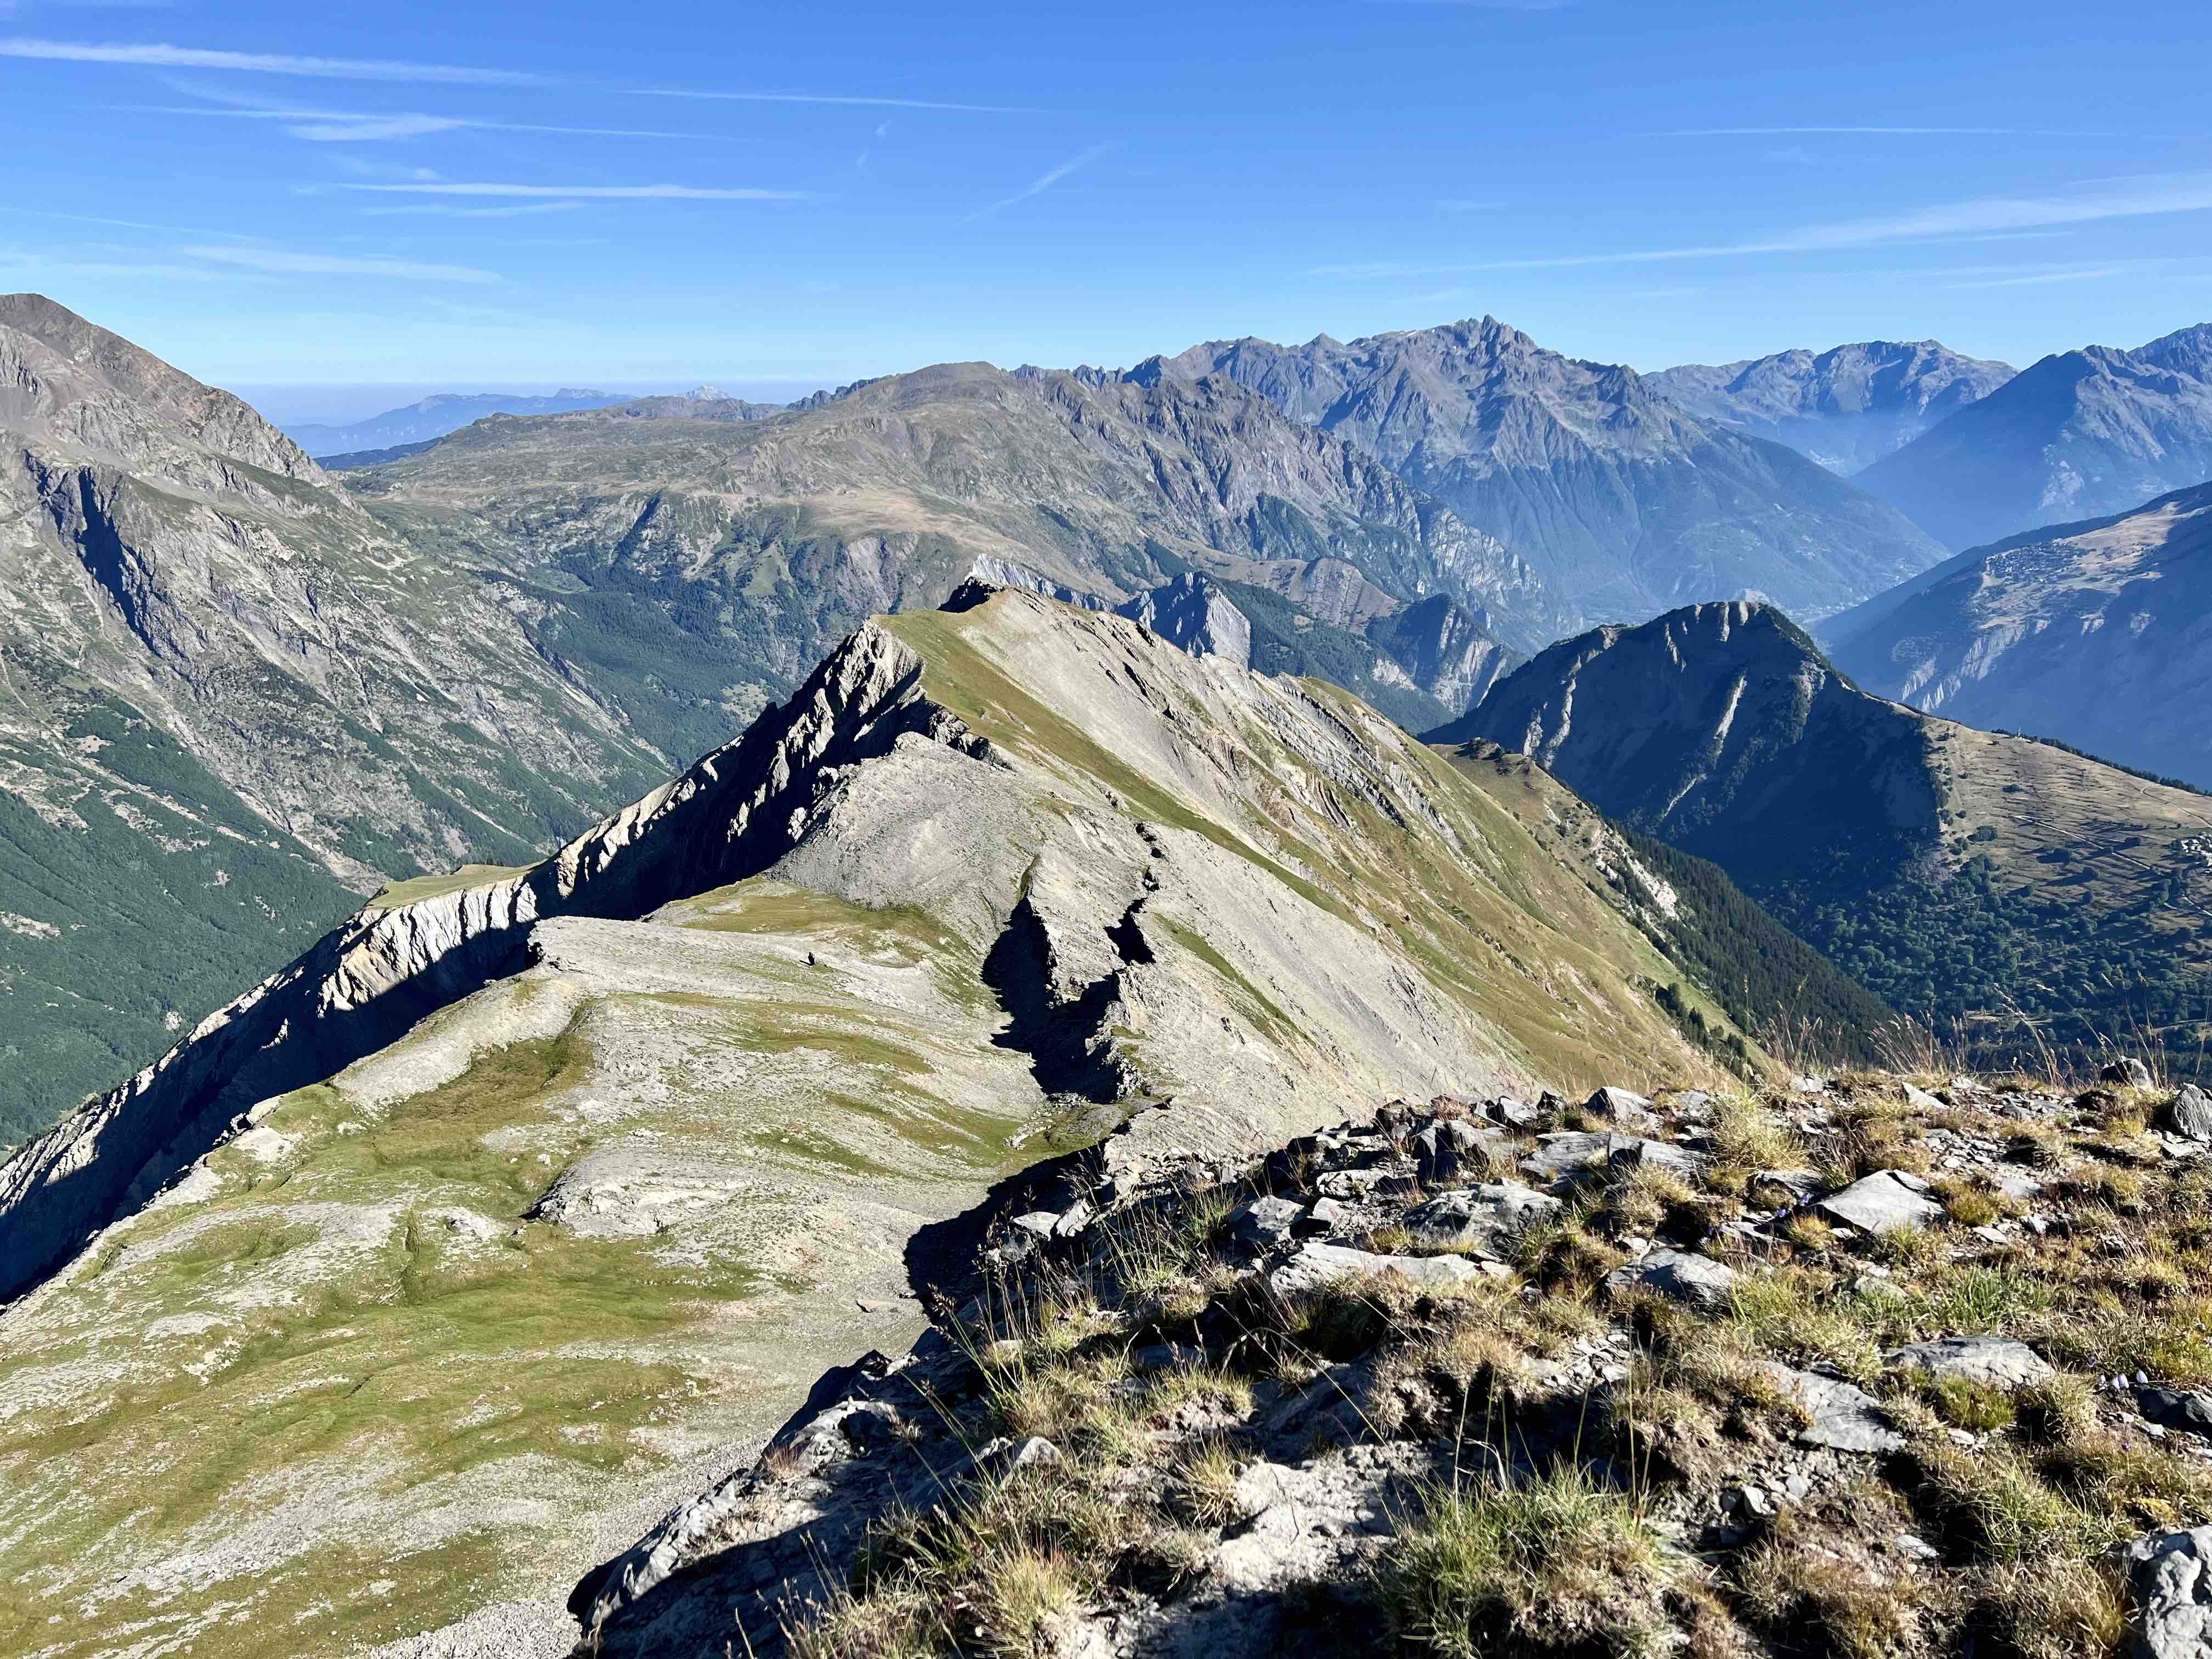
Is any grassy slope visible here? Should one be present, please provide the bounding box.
[885,606,1757,1096]
[0,881,1043,1659]
[1766,721,2212,1073]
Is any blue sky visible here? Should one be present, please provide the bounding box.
[5,0,2211,413]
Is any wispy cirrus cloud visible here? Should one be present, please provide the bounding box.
[639,87,1047,114]
[337,180,808,200]
[1307,172,2212,279]
[355,201,591,219]
[123,103,735,143]
[1933,261,2162,290]
[182,244,502,281]
[0,36,545,83]
[1656,125,2124,138]
[962,142,1114,224]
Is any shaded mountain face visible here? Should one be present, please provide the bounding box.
[1647,340,2015,473]
[1857,324,2212,550]
[0,295,677,1146]
[0,586,1758,1657]
[1822,482,2212,789]
[351,359,1542,752]
[280,386,636,456]
[1442,601,2212,1070]
[1161,316,1948,629]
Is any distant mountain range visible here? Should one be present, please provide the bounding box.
[1439,601,2212,1071]
[1822,481,2212,789]
[1854,323,2212,550]
[281,387,639,456]
[353,358,1541,736]
[1155,317,1948,630]
[1647,340,2016,473]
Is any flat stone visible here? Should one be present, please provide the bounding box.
[2103,1058,2156,1089]
[1814,1169,1943,1235]
[1888,1335,2054,1388]
[1758,1362,1905,1455]
[1266,1242,1482,1300]
[1903,1083,1945,1113]
[2125,1526,2212,1659]
[2139,1386,2212,1440]
[1009,1211,1059,1240]
[1607,1248,1738,1313]
[1231,1194,1306,1246]
[1992,1167,2044,1200]
[2169,1086,2212,1143]
[1520,1131,1704,1183]
[1401,1181,1559,1248]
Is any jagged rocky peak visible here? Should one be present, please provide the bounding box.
[1162,313,1946,630]
[0,581,1746,1657]
[1449,596,2212,1077]
[0,290,323,488]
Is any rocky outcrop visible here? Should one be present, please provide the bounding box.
[1114,571,1254,664]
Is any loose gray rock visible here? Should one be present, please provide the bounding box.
[1266,1242,1482,1299]
[2125,1526,2212,1659]
[1412,1119,1496,1186]
[1607,1248,1739,1313]
[1520,1131,1703,1183]
[2169,1086,2212,1143]
[1888,1335,2054,1389]
[1759,1362,1905,1454]
[1299,1196,1359,1237]
[2104,1058,2156,1088]
[1401,1182,1559,1249]
[1488,1097,1543,1130]
[1815,1169,1943,1235]
[1232,1195,1306,1246]
[2139,1387,2212,1440]
[1584,1086,1656,1125]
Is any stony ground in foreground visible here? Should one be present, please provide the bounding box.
[578,1064,2212,1658]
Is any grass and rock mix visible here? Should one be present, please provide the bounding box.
[577,1064,2212,1658]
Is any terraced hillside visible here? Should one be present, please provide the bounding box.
[0,587,1770,1659]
